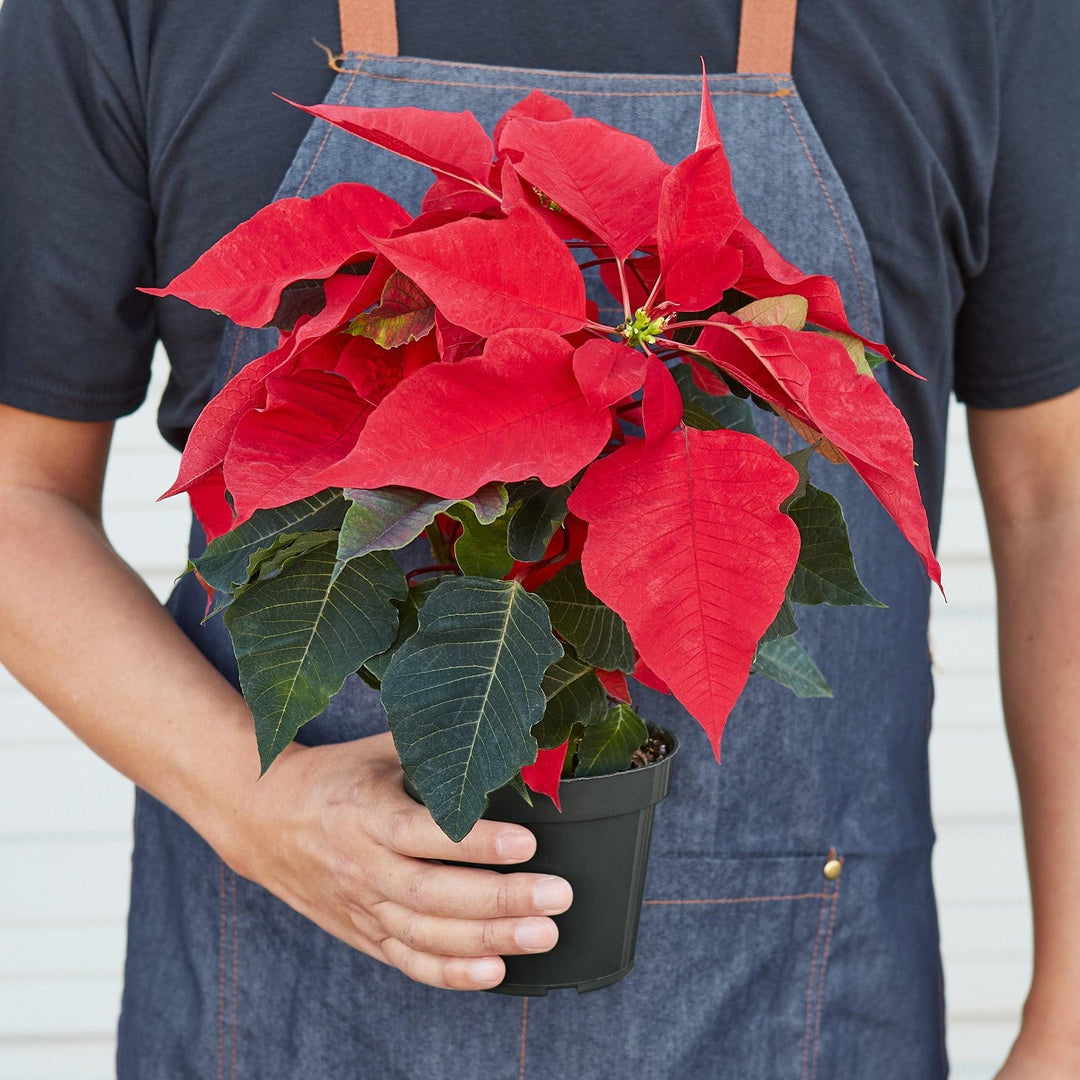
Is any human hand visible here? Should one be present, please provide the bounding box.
[994,1027,1080,1079]
[215,731,572,991]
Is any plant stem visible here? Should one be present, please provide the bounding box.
[405,563,459,584]
[627,259,651,295]
[424,522,452,565]
[577,257,618,271]
[641,266,664,312]
[615,260,632,322]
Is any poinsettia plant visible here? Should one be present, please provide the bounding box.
[146,65,942,842]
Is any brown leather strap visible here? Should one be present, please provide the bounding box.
[339,0,399,56]
[338,0,792,71]
[736,0,798,75]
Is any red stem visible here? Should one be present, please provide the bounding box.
[406,563,459,583]
[577,257,618,271]
[519,527,572,579]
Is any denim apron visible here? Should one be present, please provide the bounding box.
[118,0,946,1075]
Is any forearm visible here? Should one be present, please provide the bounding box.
[0,483,289,853]
[990,505,1080,1046]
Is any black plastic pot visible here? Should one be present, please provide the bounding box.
[403,725,679,995]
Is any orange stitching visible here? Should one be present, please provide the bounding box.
[644,891,829,905]
[810,875,842,1080]
[800,886,830,1079]
[346,68,791,97]
[230,871,239,1080]
[774,86,872,335]
[518,997,528,1080]
[217,861,226,1080]
[296,64,364,196]
[340,51,796,83]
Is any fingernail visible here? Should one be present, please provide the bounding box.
[469,958,503,984]
[533,876,573,913]
[496,831,534,860]
[515,917,557,951]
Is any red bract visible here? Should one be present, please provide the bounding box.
[224,370,370,523]
[279,99,496,191]
[421,175,497,216]
[187,464,234,543]
[369,209,587,337]
[656,144,742,306]
[223,340,405,522]
[572,339,647,409]
[697,316,942,588]
[568,428,801,759]
[498,116,670,261]
[492,88,575,148]
[151,63,941,790]
[434,310,484,364]
[727,218,917,374]
[161,335,300,501]
[142,183,409,327]
[596,669,632,704]
[289,263,396,350]
[311,329,612,499]
[521,740,570,809]
[641,354,683,442]
[695,59,723,152]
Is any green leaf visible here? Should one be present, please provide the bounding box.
[224,544,407,772]
[672,364,759,435]
[536,562,635,672]
[563,722,586,777]
[786,484,886,607]
[247,530,342,586]
[364,576,446,682]
[446,501,515,578]
[751,635,832,698]
[193,489,349,612]
[506,480,570,562]
[533,653,607,748]
[507,772,535,806]
[348,270,435,348]
[780,446,815,513]
[574,703,649,778]
[465,482,510,525]
[338,487,455,563]
[757,595,798,646]
[380,577,563,841]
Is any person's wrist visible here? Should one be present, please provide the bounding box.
[164,699,308,876]
[1013,989,1080,1067]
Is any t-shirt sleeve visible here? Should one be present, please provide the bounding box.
[952,0,1080,409]
[0,0,155,420]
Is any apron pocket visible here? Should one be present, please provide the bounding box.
[582,851,845,1080]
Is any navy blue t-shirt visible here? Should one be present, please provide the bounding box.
[1,0,1079,545]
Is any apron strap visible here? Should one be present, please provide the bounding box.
[337,0,795,72]
[339,0,399,57]
[736,0,798,75]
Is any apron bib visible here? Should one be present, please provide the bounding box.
[120,2,946,1075]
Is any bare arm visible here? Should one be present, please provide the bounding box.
[0,404,571,990]
[966,387,1080,1077]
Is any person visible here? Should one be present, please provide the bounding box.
[1,0,1078,1076]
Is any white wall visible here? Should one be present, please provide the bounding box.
[0,356,1028,1078]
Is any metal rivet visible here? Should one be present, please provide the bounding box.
[823,858,843,881]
